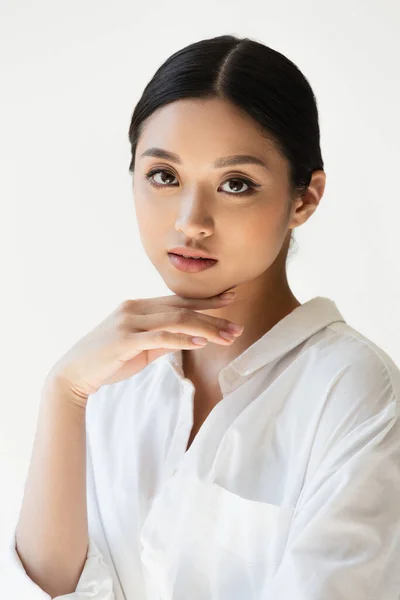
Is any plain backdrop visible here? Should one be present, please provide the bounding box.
[1,0,399,549]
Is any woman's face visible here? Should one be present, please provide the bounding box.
[132,97,304,300]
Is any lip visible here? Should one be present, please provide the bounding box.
[168,246,217,260]
[168,253,218,273]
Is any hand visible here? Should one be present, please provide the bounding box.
[45,292,243,407]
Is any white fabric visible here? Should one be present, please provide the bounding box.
[1,296,400,600]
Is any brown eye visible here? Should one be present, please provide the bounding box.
[220,178,251,194]
[145,169,178,187]
[145,169,260,197]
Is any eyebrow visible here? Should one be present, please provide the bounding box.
[139,147,269,171]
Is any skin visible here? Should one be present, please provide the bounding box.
[131,97,326,400]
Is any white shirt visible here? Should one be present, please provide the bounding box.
[2,296,400,600]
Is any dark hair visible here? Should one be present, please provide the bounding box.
[128,34,324,258]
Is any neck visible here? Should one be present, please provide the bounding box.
[182,282,301,386]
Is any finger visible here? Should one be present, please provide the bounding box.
[125,292,236,314]
[130,311,243,337]
[119,330,210,360]
[146,343,206,365]
[124,314,240,348]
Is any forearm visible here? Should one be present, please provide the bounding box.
[15,377,89,598]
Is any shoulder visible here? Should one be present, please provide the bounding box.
[299,322,400,480]
[323,320,399,406]
[305,321,399,458]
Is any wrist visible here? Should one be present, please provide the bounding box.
[41,375,88,416]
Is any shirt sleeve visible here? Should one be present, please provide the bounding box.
[0,529,115,599]
[262,353,400,600]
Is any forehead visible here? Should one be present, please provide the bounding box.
[136,97,282,166]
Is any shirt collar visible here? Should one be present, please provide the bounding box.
[161,296,346,380]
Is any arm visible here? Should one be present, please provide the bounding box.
[15,377,89,597]
[262,359,400,600]
[0,377,114,599]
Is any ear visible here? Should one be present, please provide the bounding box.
[288,170,326,230]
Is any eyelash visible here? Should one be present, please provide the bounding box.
[144,168,260,197]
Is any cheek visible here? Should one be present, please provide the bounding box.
[133,188,166,242]
[232,205,286,254]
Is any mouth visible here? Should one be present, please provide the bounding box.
[170,252,217,260]
[168,246,218,260]
[168,252,218,273]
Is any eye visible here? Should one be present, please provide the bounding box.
[145,168,260,197]
[219,178,254,195]
[146,169,179,188]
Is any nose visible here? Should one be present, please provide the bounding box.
[175,194,214,238]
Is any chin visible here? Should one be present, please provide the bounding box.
[159,256,238,299]
[163,279,221,300]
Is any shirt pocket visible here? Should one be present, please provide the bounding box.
[192,478,295,564]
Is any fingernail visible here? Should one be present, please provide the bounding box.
[227,323,244,333]
[192,337,208,345]
[220,292,236,300]
[219,331,235,341]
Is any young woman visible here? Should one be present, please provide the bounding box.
[5,35,400,600]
